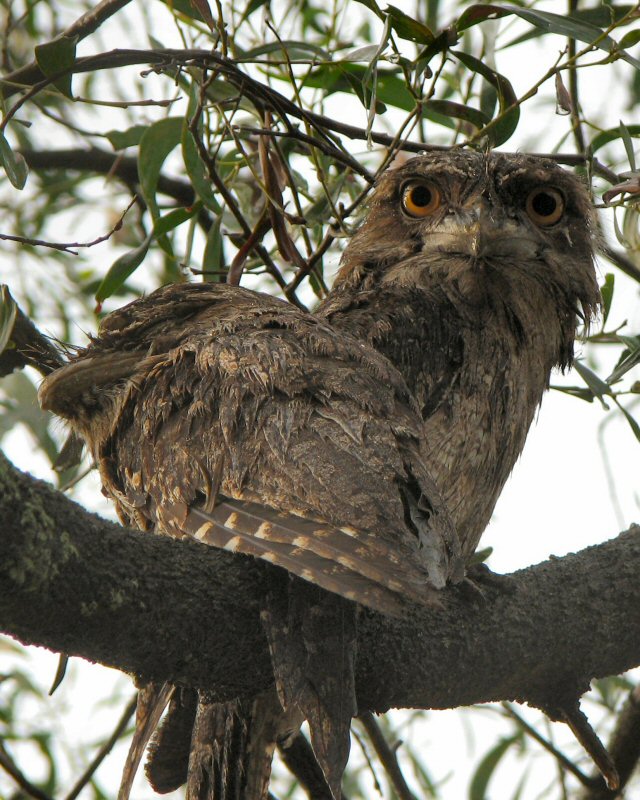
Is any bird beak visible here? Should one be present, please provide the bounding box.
[446,202,537,260]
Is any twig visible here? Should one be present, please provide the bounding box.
[0,196,136,254]
[4,47,627,185]
[0,0,135,99]
[602,246,640,284]
[0,285,65,378]
[501,703,598,788]
[0,739,54,800]
[358,712,419,800]
[278,732,337,800]
[351,725,384,796]
[580,684,640,800]
[567,0,587,155]
[64,694,138,800]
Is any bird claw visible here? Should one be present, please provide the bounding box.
[458,563,517,605]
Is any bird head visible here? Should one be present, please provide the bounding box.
[333,151,601,366]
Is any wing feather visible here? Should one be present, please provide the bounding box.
[185,503,436,616]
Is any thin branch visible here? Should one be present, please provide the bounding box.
[3,47,625,186]
[501,703,597,788]
[358,712,418,800]
[0,0,135,99]
[567,0,587,155]
[351,725,384,797]
[580,684,640,800]
[0,739,54,800]
[64,694,138,800]
[0,196,136,254]
[278,732,337,800]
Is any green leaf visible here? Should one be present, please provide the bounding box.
[452,51,519,145]
[301,64,414,112]
[157,0,209,23]
[590,123,640,154]
[424,99,490,130]
[0,131,28,189]
[181,113,222,213]
[152,204,201,238]
[202,215,225,280]
[384,5,434,43]
[619,120,637,170]
[615,400,640,442]
[338,44,386,63]
[0,285,17,356]
[551,384,596,402]
[238,0,270,23]
[497,4,640,70]
[34,35,77,97]
[620,28,640,50]
[138,117,184,221]
[574,359,612,407]
[470,735,520,800]
[457,5,511,33]
[106,125,148,151]
[353,0,384,19]
[600,272,615,327]
[236,40,331,61]
[95,234,153,305]
[607,334,640,383]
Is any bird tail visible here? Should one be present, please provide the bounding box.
[184,690,294,800]
[132,686,295,800]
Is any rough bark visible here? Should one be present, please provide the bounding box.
[1,450,639,715]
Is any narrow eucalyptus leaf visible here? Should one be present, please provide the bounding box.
[95,235,153,304]
[138,117,184,220]
[470,735,520,800]
[0,286,18,356]
[0,132,28,189]
[600,273,615,327]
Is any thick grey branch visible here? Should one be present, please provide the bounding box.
[1,450,639,714]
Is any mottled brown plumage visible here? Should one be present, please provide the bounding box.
[321,151,600,554]
[38,150,600,800]
[39,281,461,800]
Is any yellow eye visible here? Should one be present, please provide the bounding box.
[401,181,442,218]
[526,187,565,226]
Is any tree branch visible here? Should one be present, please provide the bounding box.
[20,147,198,208]
[1,0,134,99]
[1,450,639,717]
[3,48,618,179]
